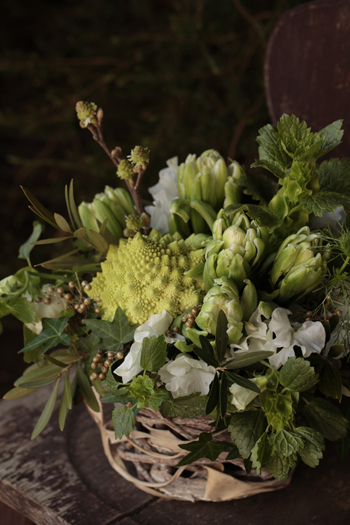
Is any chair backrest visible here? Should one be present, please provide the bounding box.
[265,0,350,157]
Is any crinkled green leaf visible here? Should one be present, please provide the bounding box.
[112,405,136,439]
[301,192,350,217]
[277,114,323,161]
[140,335,167,372]
[264,446,296,480]
[317,158,350,194]
[268,429,304,457]
[229,410,267,459]
[237,170,279,205]
[303,397,349,441]
[177,432,231,467]
[160,392,207,419]
[19,317,70,355]
[250,431,268,474]
[84,307,136,352]
[294,426,325,467]
[316,120,344,158]
[251,123,290,178]
[279,357,318,392]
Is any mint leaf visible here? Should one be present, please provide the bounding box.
[317,158,350,194]
[84,307,136,351]
[177,432,231,467]
[148,389,170,411]
[250,431,268,474]
[264,447,296,480]
[129,375,155,408]
[301,192,350,216]
[279,357,318,392]
[140,335,167,372]
[316,120,344,158]
[303,397,349,441]
[228,410,267,459]
[19,317,70,354]
[237,170,279,204]
[104,367,124,395]
[18,221,43,263]
[268,429,304,457]
[160,392,208,419]
[112,405,136,439]
[294,426,325,467]
[277,114,323,162]
[251,123,290,178]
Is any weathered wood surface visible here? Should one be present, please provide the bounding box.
[265,0,350,158]
[1,386,350,525]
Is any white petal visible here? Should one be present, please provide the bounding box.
[115,342,143,383]
[293,321,326,355]
[229,379,260,411]
[269,308,293,348]
[268,346,295,369]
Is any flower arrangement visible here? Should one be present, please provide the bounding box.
[2,106,350,488]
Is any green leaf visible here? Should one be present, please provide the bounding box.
[294,426,325,467]
[317,158,350,194]
[6,297,37,324]
[31,377,60,439]
[225,445,240,461]
[19,317,70,355]
[21,186,59,229]
[225,351,274,370]
[316,120,344,158]
[104,367,124,395]
[161,392,208,419]
[58,373,73,431]
[76,332,100,357]
[251,123,290,178]
[277,114,324,161]
[237,170,279,205]
[219,372,228,417]
[194,335,219,368]
[303,397,349,441]
[129,375,155,408]
[77,363,100,412]
[3,386,38,400]
[264,447,295,480]
[89,229,109,254]
[337,397,350,461]
[112,405,136,439]
[279,357,318,392]
[140,335,167,372]
[15,363,61,388]
[268,429,304,457]
[177,432,231,467]
[37,248,81,270]
[226,371,261,393]
[68,180,83,229]
[18,221,43,263]
[250,431,268,474]
[206,374,220,415]
[301,192,350,217]
[229,410,267,458]
[54,213,72,233]
[215,309,228,364]
[84,307,136,352]
[170,198,191,223]
[318,362,343,401]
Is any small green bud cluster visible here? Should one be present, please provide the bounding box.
[128,145,150,170]
[75,101,97,128]
[117,159,134,181]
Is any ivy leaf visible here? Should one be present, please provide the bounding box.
[177,432,231,467]
[228,410,267,459]
[160,392,208,419]
[112,405,136,439]
[301,192,350,217]
[84,307,136,351]
[294,426,325,468]
[140,335,167,372]
[317,158,350,194]
[279,357,318,392]
[19,317,70,355]
[303,397,349,441]
[268,429,304,457]
[251,123,290,178]
[76,332,100,356]
[316,120,344,158]
[18,221,43,264]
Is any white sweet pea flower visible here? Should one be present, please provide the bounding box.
[145,157,179,234]
[229,377,266,411]
[268,308,326,368]
[25,284,67,334]
[115,310,184,384]
[159,355,216,398]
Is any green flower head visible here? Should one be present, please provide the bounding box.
[75,101,97,128]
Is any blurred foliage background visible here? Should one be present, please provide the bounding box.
[1,0,310,277]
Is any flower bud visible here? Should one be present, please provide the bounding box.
[75,101,97,128]
[117,159,134,181]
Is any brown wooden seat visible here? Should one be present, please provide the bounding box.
[265,0,350,157]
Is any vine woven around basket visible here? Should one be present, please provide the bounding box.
[86,390,293,502]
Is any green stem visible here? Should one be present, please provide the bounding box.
[339,255,350,275]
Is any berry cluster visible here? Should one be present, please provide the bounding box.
[181,306,201,328]
[89,349,124,382]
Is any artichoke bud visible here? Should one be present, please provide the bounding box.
[228,160,242,181]
[200,167,217,209]
[224,180,241,207]
[213,158,228,206]
[240,279,258,321]
[213,218,225,240]
[270,244,299,285]
[222,226,246,249]
[177,163,186,199]
[78,202,99,235]
[182,160,198,200]
[112,188,135,215]
[231,211,251,232]
[191,233,212,249]
[203,253,218,291]
[205,239,224,258]
[196,277,243,344]
[93,198,123,239]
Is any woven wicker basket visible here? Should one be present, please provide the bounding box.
[86,391,293,502]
